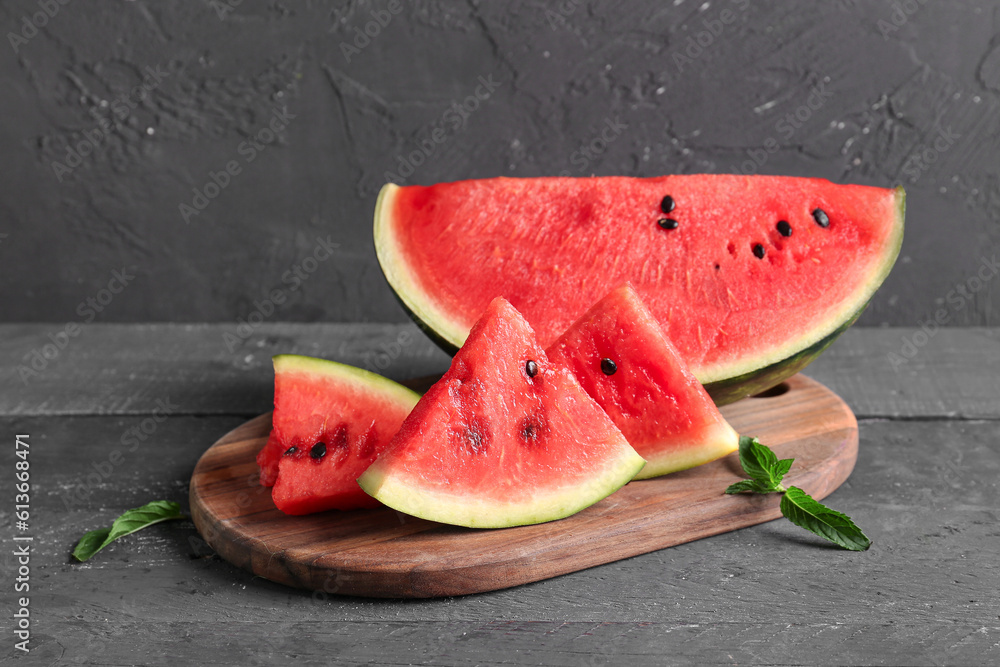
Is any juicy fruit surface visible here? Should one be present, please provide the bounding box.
[358,297,646,528]
[256,355,419,515]
[376,175,904,388]
[547,284,740,479]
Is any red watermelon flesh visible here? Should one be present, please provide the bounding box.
[375,175,904,397]
[256,355,420,515]
[357,297,646,528]
[547,284,739,479]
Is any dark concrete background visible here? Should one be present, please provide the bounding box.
[2,0,998,327]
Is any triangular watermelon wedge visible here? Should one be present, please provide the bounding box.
[547,284,740,479]
[256,355,420,515]
[358,297,646,528]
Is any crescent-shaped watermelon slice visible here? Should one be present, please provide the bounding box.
[374,175,904,404]
[358,297,646,528]
[547,283,739,479]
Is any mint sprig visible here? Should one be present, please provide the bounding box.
[780,486,872,552]
[726,436,871,551]
[72,500,188,562]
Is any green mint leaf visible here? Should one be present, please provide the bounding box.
[72,500,188,562]
[726,441,870,553]
[725,479,773,494]
[72,528,112,561]
[773,458,794,484]
[737,435,773,482]
[779,486,872,552]
[736,436,787,491]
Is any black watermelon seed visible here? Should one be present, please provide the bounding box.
[776,220,792,237]
[601,358,617,375]
[714,263,721,270]
[812,208,830,228]
[660,195,676,214]
[752,243,766,259]
[310,442,327,460]
[657,218,679,230]
[525,360,538,377]
[283,446,298,456]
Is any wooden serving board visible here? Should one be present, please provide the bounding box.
[189,374,857,598]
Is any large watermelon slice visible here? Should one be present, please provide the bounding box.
[357,297,646,528]
[547,283,739,479]
[374,175,904,404]
[256,355,420,515]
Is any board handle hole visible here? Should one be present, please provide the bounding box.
[750,382,790,398]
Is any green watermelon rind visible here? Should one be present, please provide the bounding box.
[358,446,646,529]
[272,354,422,407]
[374,184,468,355]
[704,186,905,403]
[703,302,864,405]
[632,419,739,479]
[374,181,905,406]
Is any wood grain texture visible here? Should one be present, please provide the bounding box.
[27,619,1000,667]
[189,374,857,598]
[4,324,998,662]
[0,322,451,417]
[2,324,997,419]
[6,414,998,665]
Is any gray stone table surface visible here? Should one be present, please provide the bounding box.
[1,324,998,666]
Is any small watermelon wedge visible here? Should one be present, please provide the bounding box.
[256,355,420,515]
[358,297,646,528]
[547,284,740,479]
[374,175,904,404]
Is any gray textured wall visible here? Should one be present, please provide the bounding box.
[2,0,998,327]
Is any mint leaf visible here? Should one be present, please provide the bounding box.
[724,479,773,495]
[73,528,112,560]
[736,436,788,491]
[773,458,794,483]
[72,500,188,562]
[779,486,871,552]
[726,437,871,552]
[737,435,775,483]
